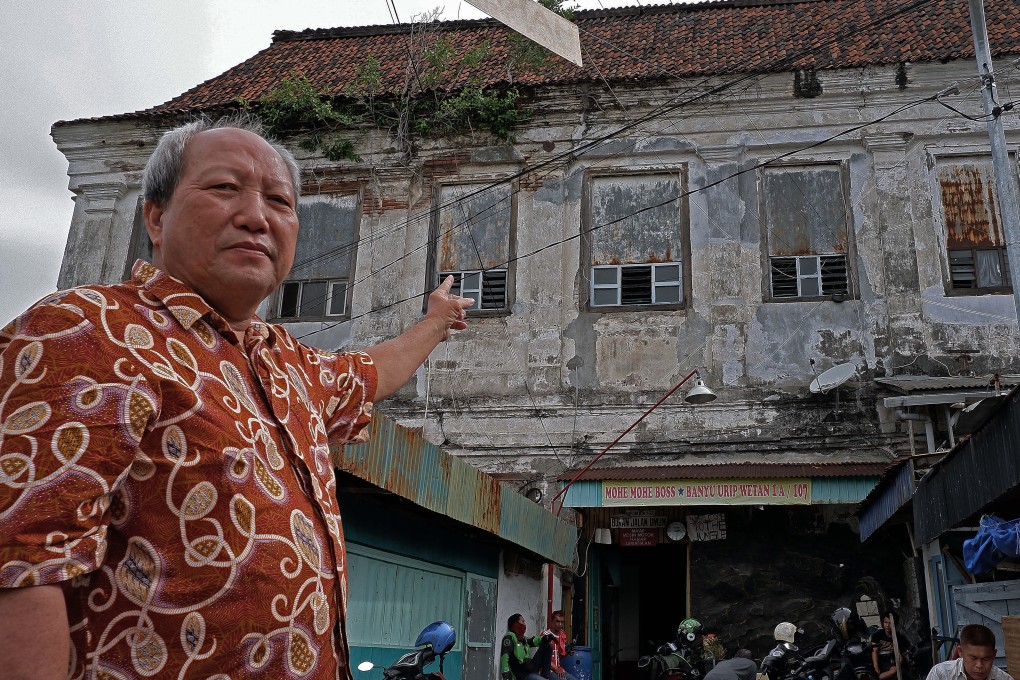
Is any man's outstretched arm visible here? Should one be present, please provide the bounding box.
[0,584,69,679]
[366,276,474,400]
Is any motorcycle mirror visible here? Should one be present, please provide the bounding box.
[357,662,375,672]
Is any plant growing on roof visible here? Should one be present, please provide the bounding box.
[239,73,362,162]
[239,7,549,162]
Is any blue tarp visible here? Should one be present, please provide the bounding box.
[963,515,1020,575]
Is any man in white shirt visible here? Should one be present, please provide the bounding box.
[925,624,1014,680]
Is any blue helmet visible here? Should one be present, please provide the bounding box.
[416,621,456,655]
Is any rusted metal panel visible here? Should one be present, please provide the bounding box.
[335,414,575,565]
[590,174,682,265]
[436,184,512,271]
[938,161,1004,248]
[764,166,848,256]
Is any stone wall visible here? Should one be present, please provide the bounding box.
[689,506,922,660]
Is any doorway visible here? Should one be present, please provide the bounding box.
[602,542,688,680]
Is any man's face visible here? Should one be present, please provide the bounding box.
[511,618,527,637]
[144,128,299,324]
[882,616,893,635]
[960,643,996,680]
[551,615,565,633]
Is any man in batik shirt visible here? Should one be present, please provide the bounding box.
[0,119,474,679]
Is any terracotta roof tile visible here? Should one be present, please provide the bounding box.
[61,0,1020,125]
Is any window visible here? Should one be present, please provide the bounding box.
[279,279,348,318]
[440,269,508,310]
[770,255,848,298]
[586,173,688,309]
[431,183,514,312]
[937,157,1012,293]
[762,164,852,300]
[274,193,359,321]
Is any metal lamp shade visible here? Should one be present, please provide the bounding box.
[684,377,717,404]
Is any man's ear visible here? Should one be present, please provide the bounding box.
[143,199,164,253]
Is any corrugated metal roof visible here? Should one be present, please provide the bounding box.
[875,374,1020,393]
[335,414,575,565]
[558,461,890,481]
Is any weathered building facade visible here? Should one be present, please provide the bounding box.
[49,0,1020,676]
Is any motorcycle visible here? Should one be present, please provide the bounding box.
[761,622,841,680]
[638,618,713,680]
[357,621,456,680]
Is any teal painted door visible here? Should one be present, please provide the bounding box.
[347,544,466,680]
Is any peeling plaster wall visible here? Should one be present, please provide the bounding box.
[52,60,1020,484]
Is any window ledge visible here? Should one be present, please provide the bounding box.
[944,288,1014,297]
[585,303,688,313]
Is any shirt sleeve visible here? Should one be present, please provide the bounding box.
[315,350,378,445]
[500,635,514,673]
[0,296,149,588]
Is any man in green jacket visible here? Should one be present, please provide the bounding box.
[501,613,550,680]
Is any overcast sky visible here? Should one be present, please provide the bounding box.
[0,0,660,325]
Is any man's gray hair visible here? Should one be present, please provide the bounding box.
[142,116,301,207]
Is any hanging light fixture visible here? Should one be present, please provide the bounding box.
[550,368,718,515]
[684,374,717,404]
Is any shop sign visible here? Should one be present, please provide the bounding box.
[618,528,658,546]
[610,515,668,529]
[601,478,811,507]
[686,513,727,541]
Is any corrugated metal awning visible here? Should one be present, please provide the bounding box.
[875,374,1019,393]
[334,414,576,566]
[913,386,1020,544]
[558,461,891,481]
[857,459,916,541]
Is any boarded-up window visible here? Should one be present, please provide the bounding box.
[763,165,851,300]
[937,158,1011,292]
[275,193,359,320]
[432,184,513,311]
[587,173,685,308]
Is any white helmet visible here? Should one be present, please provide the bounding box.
[773,622,800,643]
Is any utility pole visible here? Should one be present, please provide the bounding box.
[968,0,1020,323]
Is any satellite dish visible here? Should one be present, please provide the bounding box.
[809,362,857,393]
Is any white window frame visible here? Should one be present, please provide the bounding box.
[277,278,348,320]
[769,255,848,299]
[439,269,508,310]
[590,262,683,307]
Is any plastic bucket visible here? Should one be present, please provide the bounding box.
[565,646,593,680]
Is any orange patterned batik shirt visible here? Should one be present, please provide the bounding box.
[0,261,377,679]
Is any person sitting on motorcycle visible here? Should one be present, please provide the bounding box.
[501,613,550,680]
[760,622,804,680]
[871,611,909,680]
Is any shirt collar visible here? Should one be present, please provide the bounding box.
[131,260,272,342]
